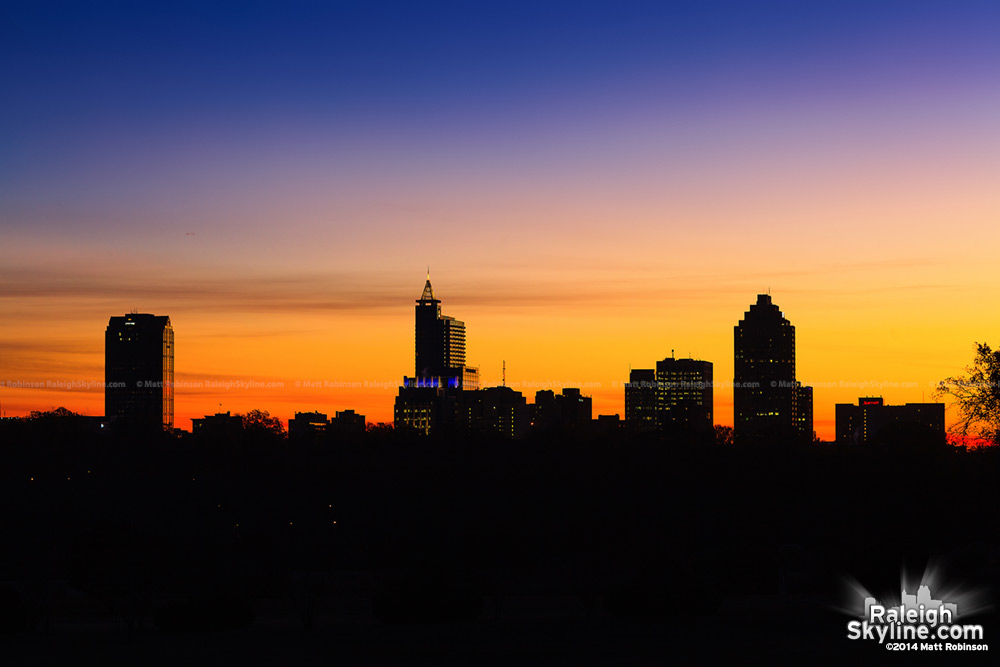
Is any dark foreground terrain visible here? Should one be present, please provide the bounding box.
[2,417,998,662]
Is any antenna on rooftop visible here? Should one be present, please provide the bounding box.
[502,360,506,387]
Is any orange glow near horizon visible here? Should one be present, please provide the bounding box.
[1,257,997,441]
[2,85,999,440]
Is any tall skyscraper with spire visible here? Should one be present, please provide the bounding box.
[396,274,480,434]
[733,295,812,444]
[410,273,478,390]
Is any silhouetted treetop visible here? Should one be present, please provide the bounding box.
[28,407,80,419]
[238,409,285,436]
[936,342,1000,445]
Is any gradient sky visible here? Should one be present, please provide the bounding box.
[2,1,999,438]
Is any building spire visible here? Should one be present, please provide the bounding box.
[419,270,436,302]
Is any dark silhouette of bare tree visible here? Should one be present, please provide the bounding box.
[936,342,1000,446]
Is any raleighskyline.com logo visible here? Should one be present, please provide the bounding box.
[847,585,987,651]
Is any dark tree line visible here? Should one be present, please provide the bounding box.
[2,407,999,638]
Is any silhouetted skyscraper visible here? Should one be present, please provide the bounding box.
[835,397,944,445]
[532,388,592,433]
[191,411,241,439]
[625,368,657,432]
[330,409,367,439]
[394,386,458,435]
[655,357,714,434]
[288,411,329,439]
[105,313,174,430]
[796,383,813,441]
[411,274,478,389]
[396,274,479,434]
[452,386,531,439]
[625,358,713,437]
[734,295,812,444]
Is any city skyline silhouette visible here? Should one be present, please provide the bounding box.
[0,274,976,442]
[3,2,1000,659]
[3,3,999,440]
[0,282,992,661]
